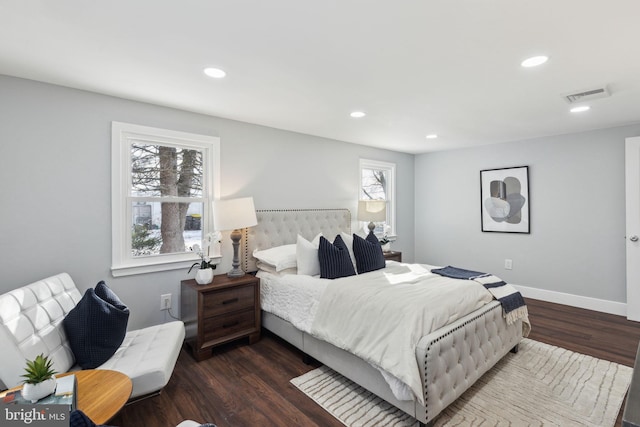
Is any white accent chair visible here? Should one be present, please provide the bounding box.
[0,273,185,399]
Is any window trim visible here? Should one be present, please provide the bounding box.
[111,122,221,277]
[359,158,396,238]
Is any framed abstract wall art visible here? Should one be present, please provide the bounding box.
[480,166,530,233]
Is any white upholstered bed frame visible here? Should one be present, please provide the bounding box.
[245,209,523,425]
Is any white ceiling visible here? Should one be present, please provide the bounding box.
[2,1,639,154]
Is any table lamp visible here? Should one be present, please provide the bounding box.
[357,200,387,234]
[213,197,258,277]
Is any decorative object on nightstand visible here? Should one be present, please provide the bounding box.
[181,274,261,361]
[213,197,258,278]
[188,232,221,285]
[379,224,392,252]
[357,200,386,233]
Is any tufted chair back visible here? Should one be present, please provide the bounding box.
[0,273,82,389]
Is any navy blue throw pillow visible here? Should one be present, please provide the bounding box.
[318,235,357,279]
[70,410,115,427]
[95,280,127,311]
[353,232,386,274]
[70,410,96,427]
[63,281,129,369]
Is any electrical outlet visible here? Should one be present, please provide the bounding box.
[160,293,172,311]
[504,259,513,270]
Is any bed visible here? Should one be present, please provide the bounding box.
[244,208,527,426]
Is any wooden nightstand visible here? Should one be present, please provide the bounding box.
[181,274,261,361]
[383,251,402,262]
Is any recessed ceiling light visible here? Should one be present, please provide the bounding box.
[425,134,438,139]
[204,67,226,79]
[521,55,549,68]
[350,111,366,118]
[570,105,590,113]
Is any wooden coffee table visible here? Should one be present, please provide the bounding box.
[1,369,132,424]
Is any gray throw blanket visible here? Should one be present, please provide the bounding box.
[431,266,530,335]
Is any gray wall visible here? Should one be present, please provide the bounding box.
[0,75,415,329]
[4,72,636,327]
[415,124,640,303]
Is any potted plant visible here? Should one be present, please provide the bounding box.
[379,225,392,252]
[188,232,220,285]
[21,354,57,402]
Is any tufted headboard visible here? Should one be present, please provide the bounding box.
[243,208,351,273]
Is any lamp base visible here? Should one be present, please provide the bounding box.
[368,221,376,233]
[228,228,245,278]
[227,267,245,278]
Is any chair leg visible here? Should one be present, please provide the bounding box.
[125,390,161,405]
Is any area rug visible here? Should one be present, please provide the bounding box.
[290,339,632,427]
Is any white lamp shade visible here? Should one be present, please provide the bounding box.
[357,200,387,222]
[212,197,258,231]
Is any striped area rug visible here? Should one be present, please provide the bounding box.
[290,339,632,427]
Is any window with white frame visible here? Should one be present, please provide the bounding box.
[111,122,220,276]
[359,159,396,237]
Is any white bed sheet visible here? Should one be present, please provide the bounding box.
[258,265,415,400]
[258,269,327,334]
[257,261,493,402]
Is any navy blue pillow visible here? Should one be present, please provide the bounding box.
[94,281,127,311]
[70,410,115,427]
[63,281,129,369]
[318,235,356,279]
[353,232,386,274]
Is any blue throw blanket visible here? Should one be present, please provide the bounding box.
[431,265,486,280]
[432,266,529,334]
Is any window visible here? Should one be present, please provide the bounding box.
[111,122,220,276]
[359,159,396,237]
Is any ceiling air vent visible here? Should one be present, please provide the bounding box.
[563,86,611,103]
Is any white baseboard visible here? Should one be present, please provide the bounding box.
[514,284,627,317]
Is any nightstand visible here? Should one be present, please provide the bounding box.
[383,251,402,262]
[181,274,261,361]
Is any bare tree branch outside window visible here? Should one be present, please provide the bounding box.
[361,168,387,200]
[361,168,388,234]
[130,143,203,256]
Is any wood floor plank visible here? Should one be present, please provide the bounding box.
[111,298,640,427]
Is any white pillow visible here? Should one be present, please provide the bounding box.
[256,261,297,275]
[296,233,322,276]
[253,244,297,271]
[340,232,358,273]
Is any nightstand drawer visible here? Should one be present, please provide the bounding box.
[203,309,256,342]
[203,284,255,317]
[383,251,402,262]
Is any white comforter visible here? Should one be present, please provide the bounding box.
[258,262,493,404]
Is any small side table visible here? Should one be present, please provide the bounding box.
[181,274,261,361]
[0,370,132,425]
[70,370,132,424]
[383,251,402,262]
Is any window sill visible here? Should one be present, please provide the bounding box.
[111,256,221,277]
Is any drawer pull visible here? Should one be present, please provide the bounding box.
[223,321,239,328]
[222,298,238,305]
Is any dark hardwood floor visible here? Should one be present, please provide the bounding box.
[111,298,640,427]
